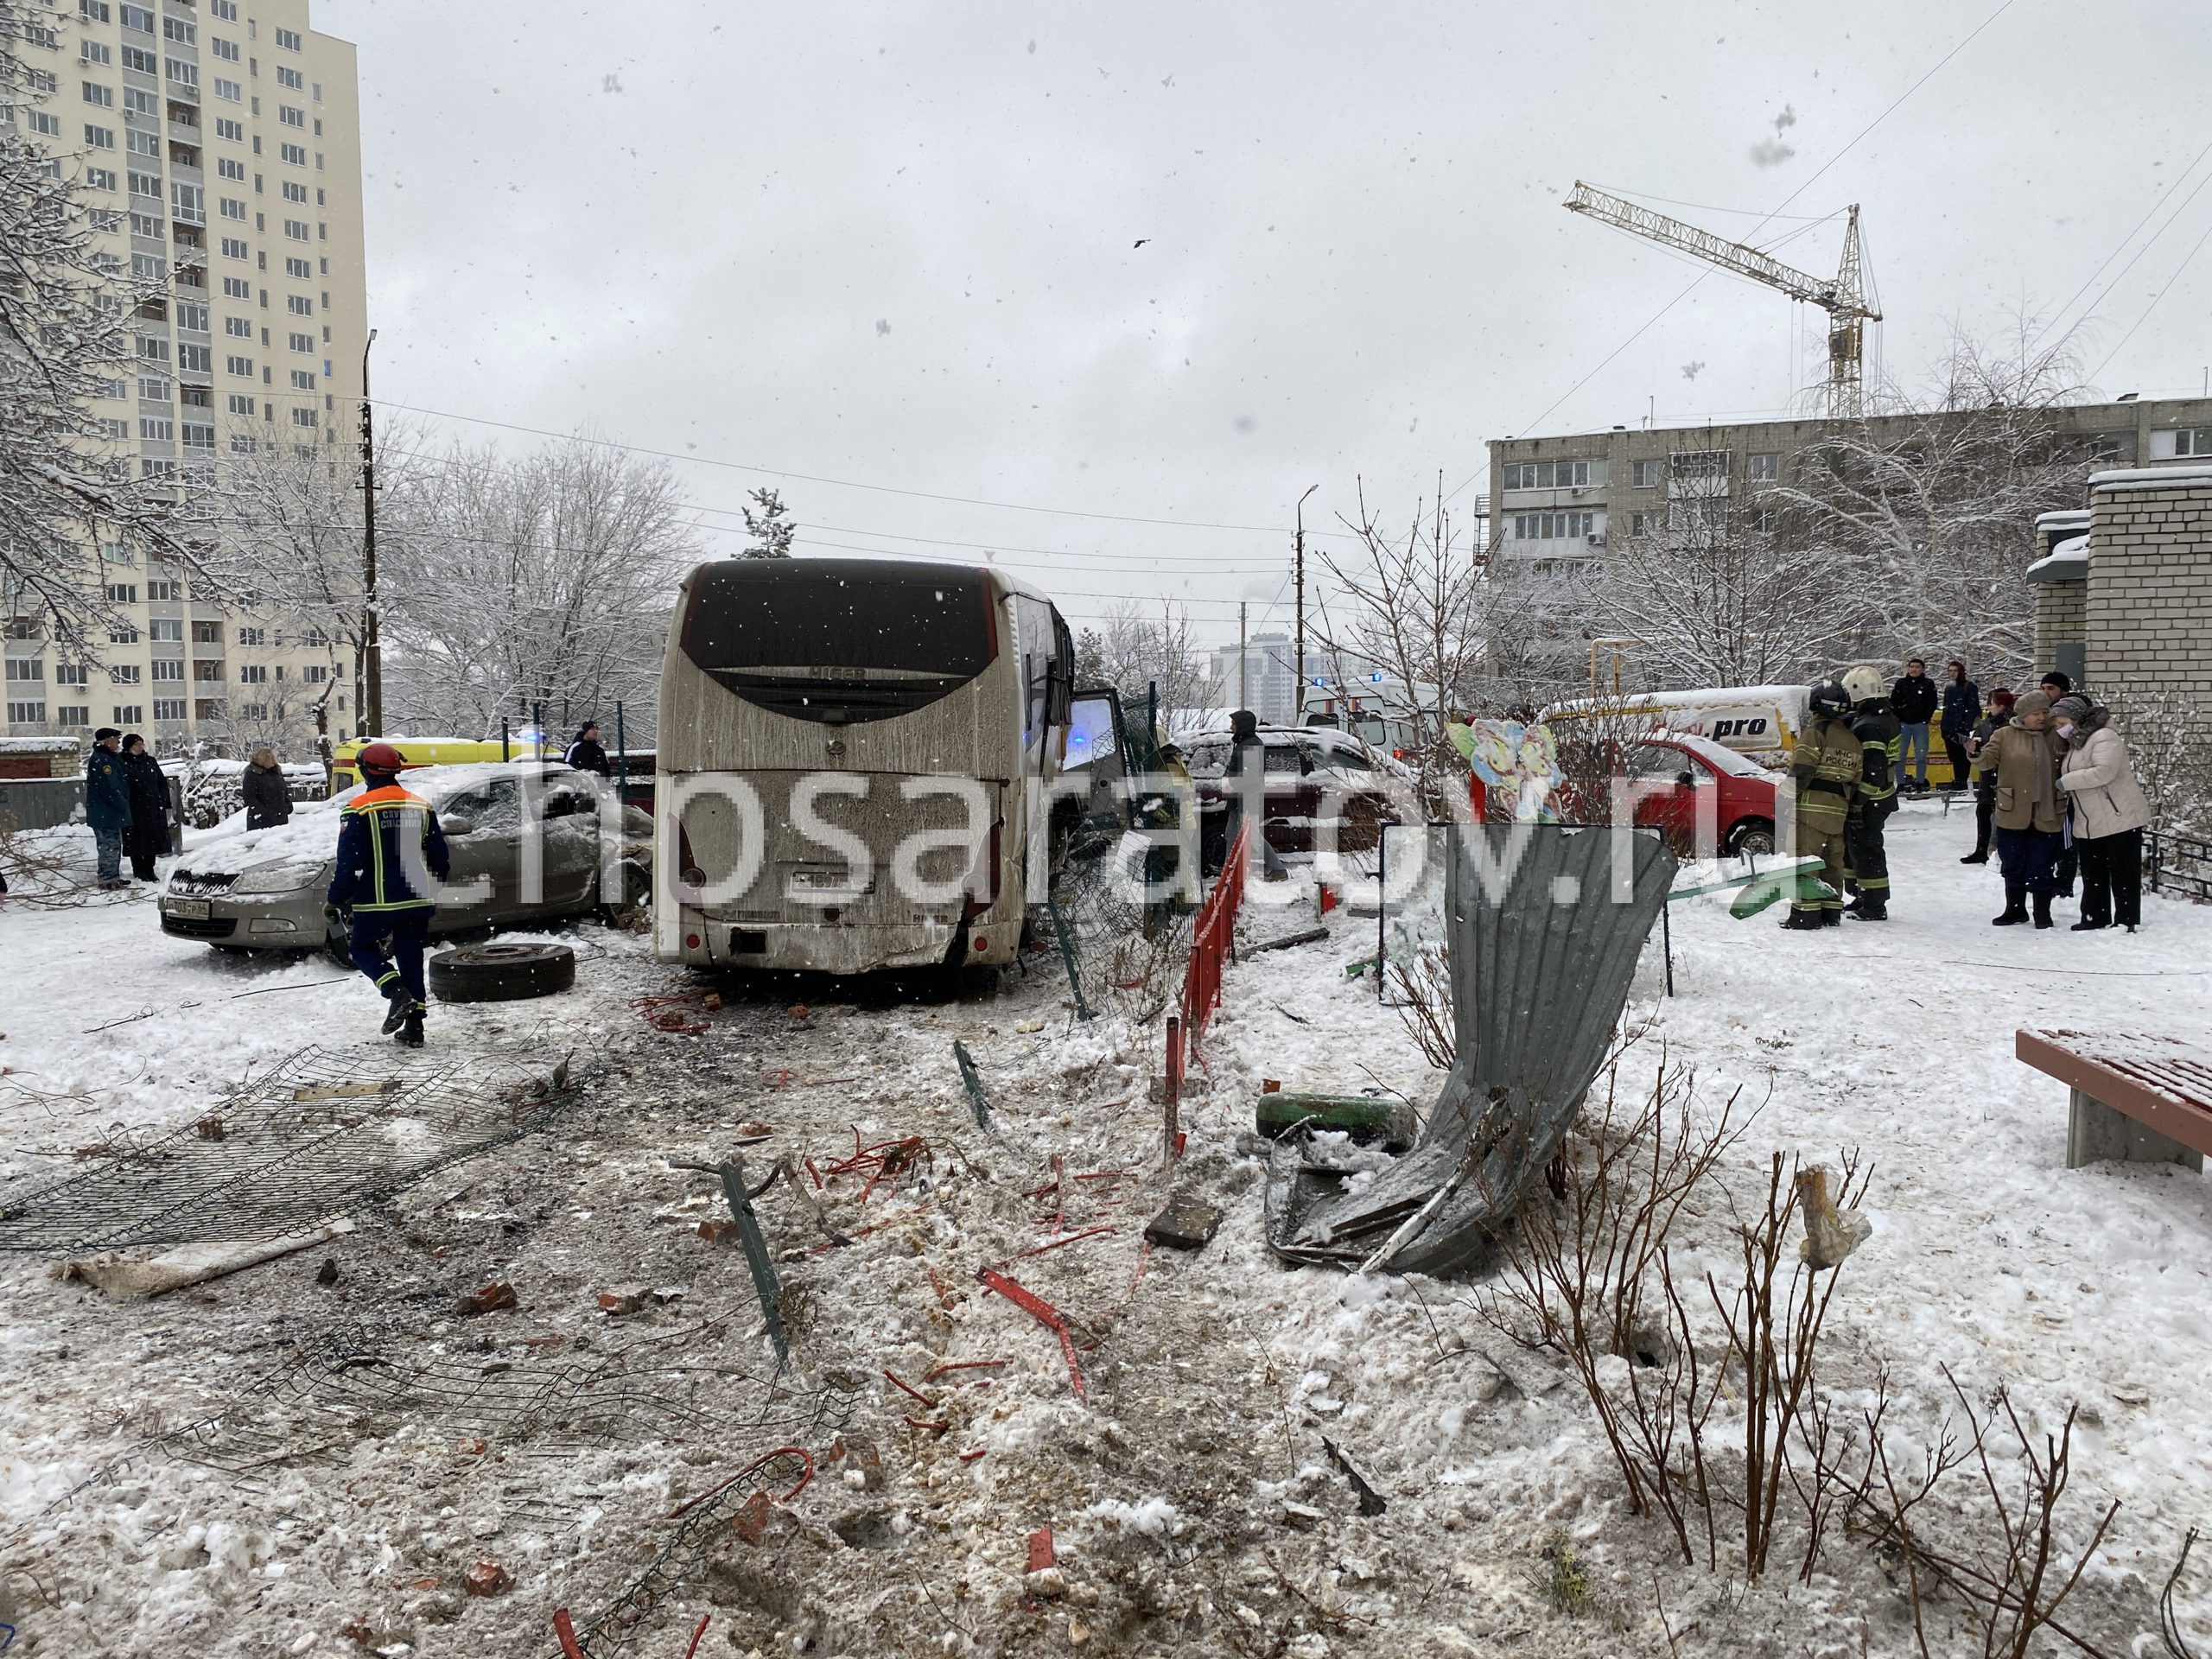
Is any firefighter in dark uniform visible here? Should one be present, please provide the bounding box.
[1782,682,1860,930]
[1840,664,1900,922]
[325,741,449,1046]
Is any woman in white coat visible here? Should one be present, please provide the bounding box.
[2052,696,2152,931]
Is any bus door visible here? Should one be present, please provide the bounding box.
[1064,687,1134,840]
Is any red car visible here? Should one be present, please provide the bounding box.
[1615,731,1780,856]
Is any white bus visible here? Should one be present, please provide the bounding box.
[654,558,1081,975]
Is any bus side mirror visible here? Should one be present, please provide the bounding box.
[440,816,476,837]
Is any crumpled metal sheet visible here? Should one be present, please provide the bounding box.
[1267,823,1676,1276]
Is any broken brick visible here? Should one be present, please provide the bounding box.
[1027,1526,1055,1573]
[599,1282,652,1316]
[696,1219,740,1246]
[461,1560,512,1598]
[730,1490,776,1545]
[454,1281,517,1317]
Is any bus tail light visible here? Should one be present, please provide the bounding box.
[677,821,705,890]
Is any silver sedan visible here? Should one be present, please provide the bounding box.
[158,762,650,955]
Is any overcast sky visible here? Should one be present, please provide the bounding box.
[320,0,2212,643]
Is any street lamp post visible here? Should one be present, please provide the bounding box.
[359,328,382,738]
[1294,484,1319,723]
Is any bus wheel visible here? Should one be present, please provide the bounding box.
[428,942,577,1003]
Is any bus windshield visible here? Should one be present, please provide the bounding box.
[679,559,996,722]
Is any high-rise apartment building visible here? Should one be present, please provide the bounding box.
[1,0,365,754]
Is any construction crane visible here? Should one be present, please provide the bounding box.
[1564,181,1880,419]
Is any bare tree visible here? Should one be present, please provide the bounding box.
[741,486,796,559]
[0,50,235,656]
[1774,321,2094,680]
[1601,512,1853,688]
[378,437,697,738]
[1071,599,1221,736]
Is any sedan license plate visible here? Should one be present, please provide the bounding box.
[167,897,212,920]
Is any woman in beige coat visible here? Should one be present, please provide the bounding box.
[1980,690,2064,927]
[2053,696,2152,931]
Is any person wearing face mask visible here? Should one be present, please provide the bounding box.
[2052,696,2151,931]
[1980,690,2063,928]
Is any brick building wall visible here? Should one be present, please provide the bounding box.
[2084,468,2212,717]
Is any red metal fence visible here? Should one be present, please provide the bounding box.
[1164,817,1251,1154]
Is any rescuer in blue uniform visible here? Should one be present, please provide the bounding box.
[325,741,449,1046]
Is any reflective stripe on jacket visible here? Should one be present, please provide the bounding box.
[1790,715,1861,830]
[1851,702,1901,804]
[327,784,451,912]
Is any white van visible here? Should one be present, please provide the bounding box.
[1541,684,1809,757]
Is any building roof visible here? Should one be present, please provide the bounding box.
[2032,509,2092,531]
[2088,463,2212,492]
[2026,534,2088,585]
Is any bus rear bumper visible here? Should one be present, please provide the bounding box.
[672,916,1016,975]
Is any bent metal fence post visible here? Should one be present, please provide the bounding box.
[1162,816,1252,1153]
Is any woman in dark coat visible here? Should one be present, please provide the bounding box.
[119,734,172,882]
[242,747,293,830]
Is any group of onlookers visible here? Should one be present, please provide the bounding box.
[80,734,293,891]
[1960,670,2152,931]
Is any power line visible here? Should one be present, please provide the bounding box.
[366,396,1355,543]
[2069,163,2212,349]
[2089,209,2212,382]
[2035,132,2212,350]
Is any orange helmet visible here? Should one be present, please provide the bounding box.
[356,741,410,774]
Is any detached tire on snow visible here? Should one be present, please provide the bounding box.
[428,941,576,1003]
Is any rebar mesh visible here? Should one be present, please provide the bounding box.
[0,1045,580,1252]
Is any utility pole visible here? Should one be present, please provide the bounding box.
[1237,601,1248,709]
[358,329,383,738]
[1293,483,1318,723]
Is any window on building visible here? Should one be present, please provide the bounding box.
[137,417,172,442]
[281,181,307,205]
[284,256,312,279]
[147,582,181,603]
[279,105,305,129]
[287,331,314,353]
[176,343,211,372]
[284,294,313,316]
[280,142,306,166]
[4,659,44,684]
[290,406,317,427]
[289,369,315,390]
[1669,449,1732,482]
[83,81,115,107]
[112,702,144,724]
[142,458,175,479]
[84,122,117,148]
[1510,512,1599,541]
[1667,500,1727,533]
[150,658,184,681]
[211,37,239,63]
[56,663,90,687]
[213,77,241,102]
[1629,512,1658,537]
[224,315,251,337]
[120,44,157,74]
[162,16,195,43]
[97,416,130,440]
[2086,431,2138,463]
[2174,427,2212,457]
[1749,452,1781,482]
[1630,458,1659,488]
[54,705,90,728]
[222,276,250,299]
[181,421,213,449]
[276,66,303,89]
[81,0,113,22]
[192,620,221,645]
[224,353,253,376]
[1502,459,1592,491]
[237,626,266,646]
[111,664,142,683]
[137,373,169,402]
[152,697,186,721]
[276,26,303,50]
[1747,507,1780,531]
[238,664,269,684]
[120,3,155,31]
[87,166,118,191]
[174,300,207,331]
[165,60,198,91]
[283,219,308,241]
[215,117,244,142]
[212,0,238,17]
[220,237,248,259]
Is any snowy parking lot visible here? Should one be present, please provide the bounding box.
[2,800,2209,1657]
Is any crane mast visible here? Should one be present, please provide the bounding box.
[1564,181,1881,419]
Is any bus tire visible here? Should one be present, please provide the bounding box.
[428,941,577,1003]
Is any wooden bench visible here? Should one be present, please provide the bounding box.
[2017,1028,2212,1173]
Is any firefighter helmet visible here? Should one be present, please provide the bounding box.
[1840,664,1886,703]
[355,741,410,775]
[1808,681,1852,718]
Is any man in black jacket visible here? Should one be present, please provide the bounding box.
[1890,658,1938,794]
[1938,660,1980,794]
[563,722,610,778]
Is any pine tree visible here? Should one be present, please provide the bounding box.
[741,487,796,559]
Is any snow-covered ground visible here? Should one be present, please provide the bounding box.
[0,800,2206,1656]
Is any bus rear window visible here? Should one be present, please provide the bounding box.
[681,560,994,677]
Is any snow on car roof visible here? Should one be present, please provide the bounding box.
[177,762,581,876]
[1634,729,1775,777]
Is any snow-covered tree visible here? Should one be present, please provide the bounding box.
[741,486,796,559]
[1071,599,1222,738]
[1773,323,2094,680]
[0,51,232,655]
[378,436,697,739]
[1600,513,1852,689]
